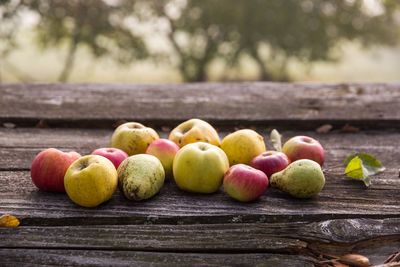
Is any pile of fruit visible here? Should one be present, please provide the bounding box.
[30,119,326,208]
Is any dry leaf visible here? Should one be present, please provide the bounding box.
[36,119,49,128]
[332,260,349,267]
[339,254,370,267]
[316,124,333,134]
[0,214,20,228]
[341,124,360,133]
[2,122,16,129]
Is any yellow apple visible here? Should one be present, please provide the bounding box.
[169,118,220,148]
[221,129,266,166]
[111,122,159,156]
[64,155,118,208]
[173,142,229,193]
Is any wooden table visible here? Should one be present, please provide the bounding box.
[0,83,399,266]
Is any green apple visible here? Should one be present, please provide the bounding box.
[221,129,266,166]
[64,155,118,208]
[173,142,229,193]
[111,122,159,156]
[169,118,221,148]
[118,154,165,201]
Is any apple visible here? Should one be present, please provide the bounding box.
[221,129,266,166]
[146,139,180,179]
[173,142,229,193]
[111,122,159,156]
[250,151,290,178]
[282,136,325,166]
[91,147,128,169]
[64,155,118,208]
[169,118,220,148]
[223,164,269,202]
[118,154,165,201]
[30,148,81,192]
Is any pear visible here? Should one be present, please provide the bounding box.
[270,159,325,198]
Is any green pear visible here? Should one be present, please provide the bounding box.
[270,159,325,198]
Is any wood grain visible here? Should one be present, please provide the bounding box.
[1,83,400,129]
[0,249,315,267]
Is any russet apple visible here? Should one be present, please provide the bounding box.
[118,154,165,201]
[250,151,290,178]
[111,122,159,156]
[30,148,81,192]
[64,155,118,208]
[146,139,180,179]
[221,129,266,166]
[173,142,229,193]
[91,147,128,169]
[223,164,269,202]
[282,136,325,166]
[169,118,220,148]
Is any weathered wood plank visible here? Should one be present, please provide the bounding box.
[1,171,399,223]
[1,83,400,129]
[1,128,399,172]
[0,219,398,257]
[0,249,315,267]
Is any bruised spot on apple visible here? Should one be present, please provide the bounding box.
[250,151,290,178]
[282,136,325,166]
[91,147,128,169]
[169,118,221,148]
[30,148,81,193]
[223,164,269,202]
[146,139,180,179]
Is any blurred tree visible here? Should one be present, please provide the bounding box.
[145,0,400,81]
[0,0,33,81]
[22,0,148,81]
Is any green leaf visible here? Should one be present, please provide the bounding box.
[270,129,282,152]
[344,153,385,187]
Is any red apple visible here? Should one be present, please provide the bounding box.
[30,148,81,192]
[146,139,180,178]
[91,147,128,169]
[282,136,325,166]
[223,164,269,202]
[250,151,290,178]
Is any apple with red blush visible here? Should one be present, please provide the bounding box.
[91,147,128,169]
[30,148,81,192]
[250,151,290,178]
[146,139,180,179]
[282,136,325,166]
[223,164,269,202]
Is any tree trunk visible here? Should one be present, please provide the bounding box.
[58,34,78,82]
[250,47,272,81]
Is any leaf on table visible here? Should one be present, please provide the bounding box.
[270,129,282,152]
[344,153,385,187]
[338,254,370,267]
[0,214,20,228]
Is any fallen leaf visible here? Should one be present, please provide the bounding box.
[316,124,333,134]
[341,124,360,133]
[344,153,385,187]
[0,214,20,228]
[270,129,282,152]
[2,122,16,129]
[36,119,49,128]
[338,254,370,267]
